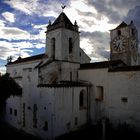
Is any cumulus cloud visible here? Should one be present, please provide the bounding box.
[124,6,140,43]
[0,20,6,27]
[85,0,140,24]
[80,31,110,61]
[2,12,15,23]
[0,27,30,40]
[0,40,33,61]
[4,0,69,17]
[0,66,6,74]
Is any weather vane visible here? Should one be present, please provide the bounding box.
[61,4,66,12]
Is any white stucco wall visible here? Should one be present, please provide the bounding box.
[5,96,21,129]
[53,87,88,137]
[79,68,140,130]
[46,28,80,62]
[6,60,41,87]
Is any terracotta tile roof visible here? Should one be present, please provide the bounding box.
[7,53,46,65]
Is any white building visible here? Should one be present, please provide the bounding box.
[5,12,140,140]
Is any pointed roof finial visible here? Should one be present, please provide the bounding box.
[61,4,66,12]
[74,20,77,26]
[49,20,51,25]
[130,20,133,24]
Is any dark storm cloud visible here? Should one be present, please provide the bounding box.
[80,18,95,27]
[85,0,140,24]
[81,31,110,59]
[124,6,140,43]
[77,10,96,18]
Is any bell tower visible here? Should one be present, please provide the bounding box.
[45,12,80,63]
[110,21,139,66]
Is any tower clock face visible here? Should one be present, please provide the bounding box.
[112,35,127,52]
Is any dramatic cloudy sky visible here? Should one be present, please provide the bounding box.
[0,0,140,73]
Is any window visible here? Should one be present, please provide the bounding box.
[76,72,78,81]
[79,89,87,109]
[33,104,37,128]
[117,30,121,36]
[69,38,73,54]
[23,103,25,127]
[10,108,12,115]
[29,68,32,72]
[121,97,128,103]
[51,38,55,59]
[70,72,72,81]
[27,106,31,110]
[80,91,84,107]
[14,109,17,116]
[75,117,78,125]
[43,121,48,131]
[95,86,104,101]
[132,29,134,36]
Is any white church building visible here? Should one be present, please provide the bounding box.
[5,12,140,140]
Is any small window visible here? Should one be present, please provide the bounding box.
[95,86,104,101]
[69,38,73,54]
[79,89,87,109]
[14,109,17,116]
[23,103,26,127]
[70,72,72,81]
[27,106,31,110]
[51,38,55,59]
[132,29,134,36]
[43,121,48,131]
[117,30,121,36]
[33,104,37,128]
[29,68,32,72]
[75,117,78,125]
[121,97,128,103]
[80,92,84,107]
[76,72,78,81]
[10,108,12,115]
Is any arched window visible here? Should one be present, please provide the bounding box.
[117,30,121,36]
[131,29,134,36]
[51,38,55,59]
[79,89,87,109]
[69,38,73,54]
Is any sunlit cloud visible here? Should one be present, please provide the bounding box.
[2,12,15,23]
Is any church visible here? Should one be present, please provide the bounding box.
[5,11,140,140]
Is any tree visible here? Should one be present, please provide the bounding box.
[0,73,22,113]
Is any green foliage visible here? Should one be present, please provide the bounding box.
[0,73,22,112]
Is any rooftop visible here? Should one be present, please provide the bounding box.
[7,53,46,65]
[110,21,128,31]
[46,12,78,32]
[80,60,140,72]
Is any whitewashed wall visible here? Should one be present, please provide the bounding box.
[5,96,21,129]
[6,60,41,87]
[46,28,80,62]
[79,68,140,130]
